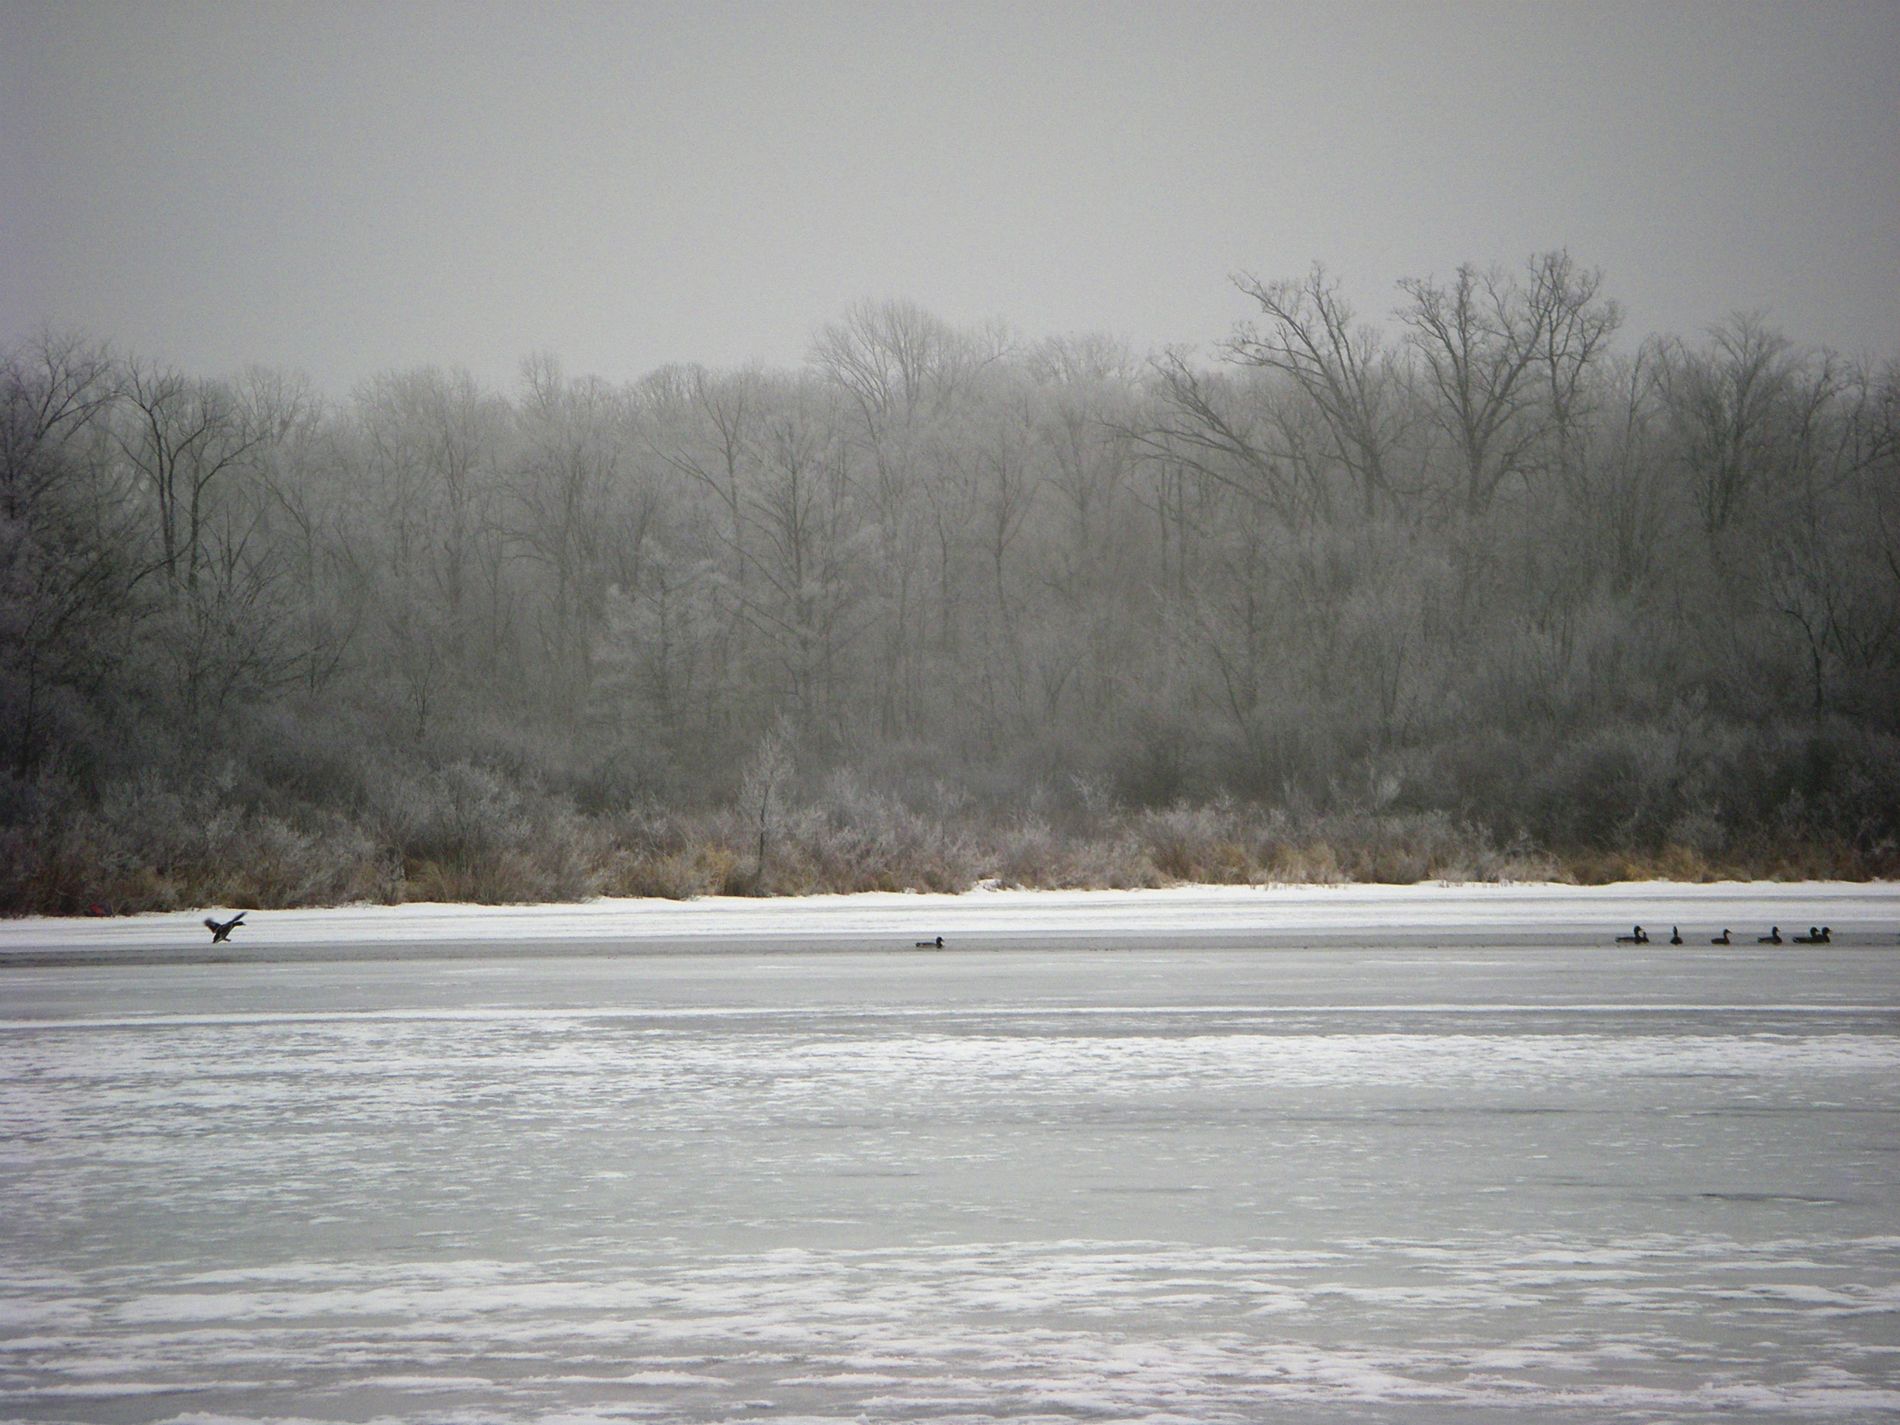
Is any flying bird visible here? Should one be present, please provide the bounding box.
[205,913,246,944]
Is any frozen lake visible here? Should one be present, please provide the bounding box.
[3,903,1898,1421]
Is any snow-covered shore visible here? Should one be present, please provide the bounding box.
[2,880,1894,960]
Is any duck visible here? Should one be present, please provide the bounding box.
[1793,926,1832,944]
[1669,926,1683,945]
[915,936,944,949]
[1758,926,1782,945]
[204,912,246,944]
[1614,925,1648,944]
[1711,929,1731,945]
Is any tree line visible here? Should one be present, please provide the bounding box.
[4,252,1897,910]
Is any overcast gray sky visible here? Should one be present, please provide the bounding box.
[4,0,1896,393]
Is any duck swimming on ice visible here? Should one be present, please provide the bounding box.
[1711,929,1731,945]
[915,936,944,949]
[1758,926,1783,945]
[1793,926,1832,944]
[1669,926,1683,945]
[1614,925,1648,944]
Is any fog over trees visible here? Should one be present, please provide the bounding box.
[5,253,1897,911]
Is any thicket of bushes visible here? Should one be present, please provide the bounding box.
[5,708,1892,915]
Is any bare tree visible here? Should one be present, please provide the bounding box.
[1658,314,1800,536]
[1,331,116,522]
[737,380,861,739]
[1583,345,1672,587]
[1528,251,1623,497]
[811,303,1010,740]
[1137,355,1322,527]
[738,714,797,884]
[810,298,1009,429]
[115,361,270,594]
[1760,358,1900,718]
[1225,264,1409,517]
[511,354,631,722]
[107,360,325,714]
[1397,262,1550,516]
[0,334,129,770]
[354,367,512,683]
[642,363,761,609]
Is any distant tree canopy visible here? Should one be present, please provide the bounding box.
[4,258,1898,908]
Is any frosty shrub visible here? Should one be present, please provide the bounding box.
[367,762,607,904]
[800,775,981,893]
[598,846,718,900]
[214,813,386,908]
[1138,801,1256,883]
[376,762,530,867]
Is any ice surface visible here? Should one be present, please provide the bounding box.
[1,910,1896,1422]
[2,880,1895,960]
